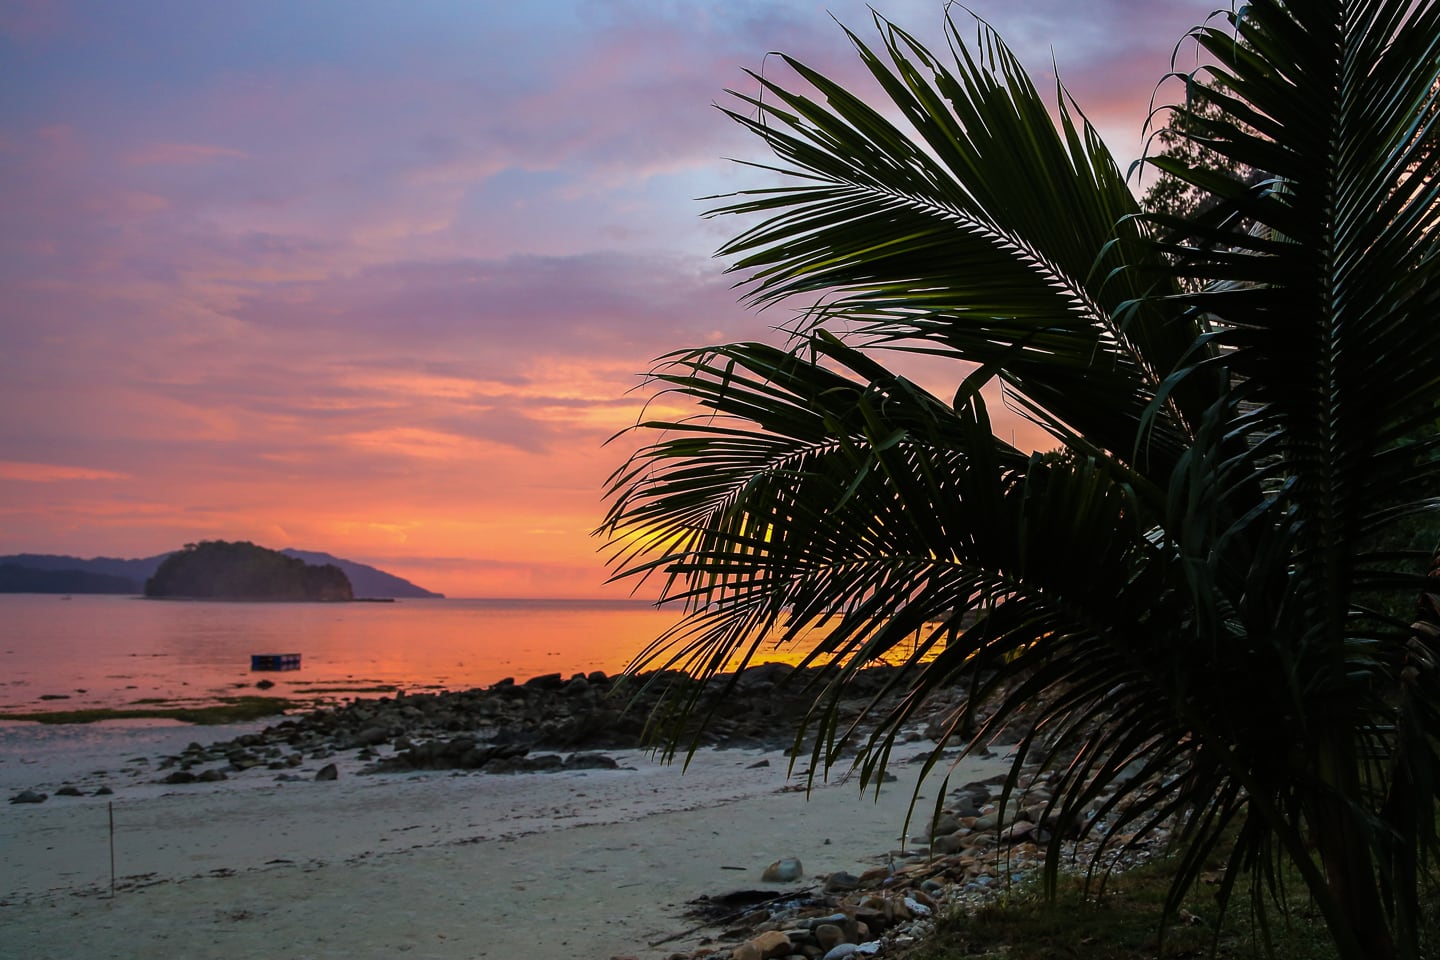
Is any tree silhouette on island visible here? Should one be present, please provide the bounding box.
[144,540,353,601]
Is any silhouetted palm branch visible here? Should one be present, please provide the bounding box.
[600,4,1440,958]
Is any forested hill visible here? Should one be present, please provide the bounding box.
[145,541,353,601]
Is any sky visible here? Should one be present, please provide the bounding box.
[1,0,1210,599]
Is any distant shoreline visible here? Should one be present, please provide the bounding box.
[136,595,400,604]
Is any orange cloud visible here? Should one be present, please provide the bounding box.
[0,461,130,482]
[341,426,495,462]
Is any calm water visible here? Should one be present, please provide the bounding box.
[0,594,701,713]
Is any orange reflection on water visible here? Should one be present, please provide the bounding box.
[0,595,821,712]
[0,595,937,713]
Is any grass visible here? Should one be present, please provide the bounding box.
[0,696,296,725]
[899,855,1345,960]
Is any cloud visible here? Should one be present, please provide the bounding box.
[0,0,1207,596]
[0,461,131,482]
[125,142,247,166]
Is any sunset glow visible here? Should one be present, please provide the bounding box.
[1,1,1203,598]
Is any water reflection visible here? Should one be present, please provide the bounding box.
[0,595,937,714]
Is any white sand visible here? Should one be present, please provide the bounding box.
[0,723,1012,959]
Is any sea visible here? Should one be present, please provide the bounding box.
[0,593,715,716]
[0,594,931,787]
[0,593,739,786]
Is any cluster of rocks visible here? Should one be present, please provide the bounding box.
[142,662,950,786]
[7,785,113,804]
[641,766,1172,960]
[9,662,966,797]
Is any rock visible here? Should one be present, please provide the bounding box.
[161,770,197,784]
[928,813,962,837]
[736,930,793,960]
[1003,820,1047,845]
[353,726,390,747]
[814,923,846,951]
[823,871,860,893]
[805,913,849,929]
[315,763,339,781]
[747,758,771,768]
[255,679,275,690]
[908,889,938,911]
[762,857,804,882]
[931,832,968,855]
[828,944,879,958]
[9,790,47,804]
[563,752,618,770]
[93,786,113,796]
[197,768,229,782]
[950,795,982,817]
[55,785,84,797]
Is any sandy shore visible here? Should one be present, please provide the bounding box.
[0,720,1013,959]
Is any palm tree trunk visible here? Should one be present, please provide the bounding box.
[1310,745,1397,960]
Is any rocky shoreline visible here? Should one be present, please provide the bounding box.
[7,662,1166,960]
[148,662,940,783]
[164,663,1160,960]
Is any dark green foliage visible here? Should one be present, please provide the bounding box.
[1141,81,1252,222]
[144,540,353,601]
[600,4,1440,959]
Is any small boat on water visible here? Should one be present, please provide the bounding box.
[250,653,302,671]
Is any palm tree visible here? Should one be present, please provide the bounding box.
[599,3,1440,958]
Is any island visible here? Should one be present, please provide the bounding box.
[144,540,354,601]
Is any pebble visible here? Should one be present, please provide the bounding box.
[8,790,47,804]
[761,857,803,882]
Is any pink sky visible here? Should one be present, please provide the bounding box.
[0,1,1208,598]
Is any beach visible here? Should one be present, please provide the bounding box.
[0,715,1017,960]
